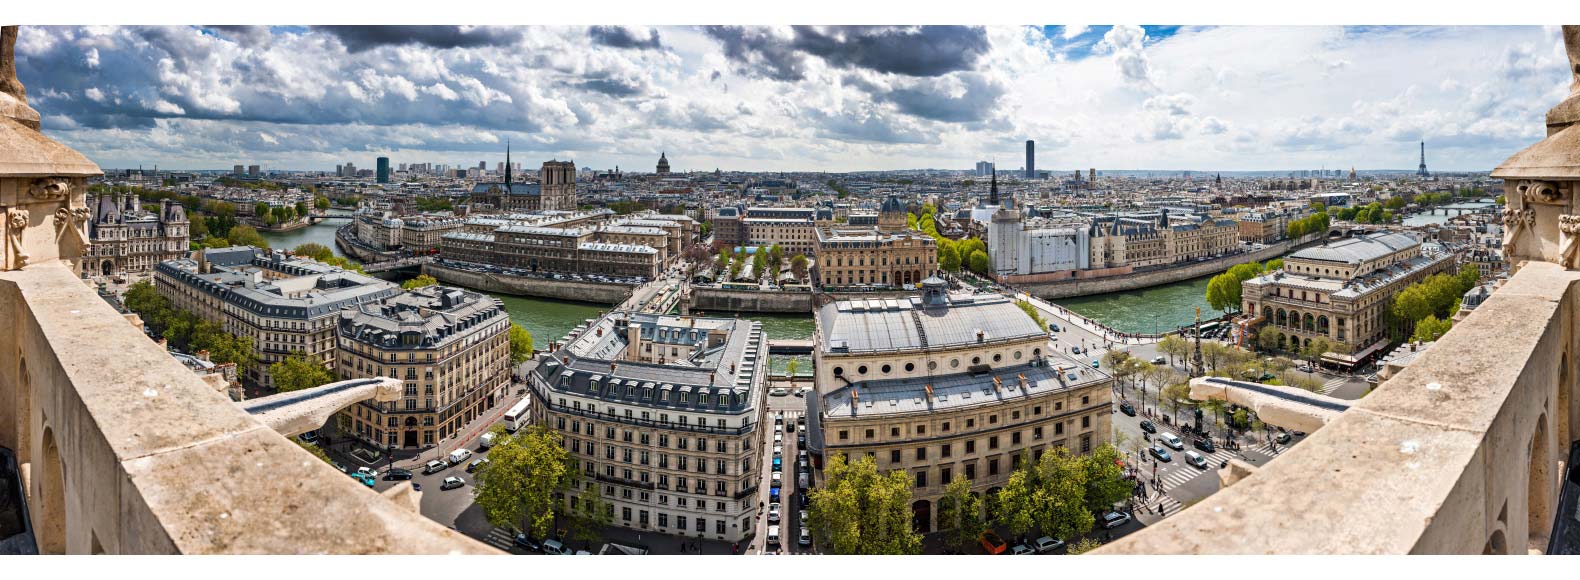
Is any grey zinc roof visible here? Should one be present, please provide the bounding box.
[818,293,1044,353]
[1290,232,1419,265]
[821,353,1108,418]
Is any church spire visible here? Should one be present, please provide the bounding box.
[989,166,999,206]
[504,140,512,188]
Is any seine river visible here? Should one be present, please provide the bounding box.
[259,220,816,375]
[264,220,1265,364]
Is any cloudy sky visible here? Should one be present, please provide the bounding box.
[13,25,1574,173]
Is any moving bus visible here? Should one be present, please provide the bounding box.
[503,398,532,433]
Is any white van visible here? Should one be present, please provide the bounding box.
[448,448,473,466]
[479,432,497,450]
[767,525,782,547]
[1184,450,1208,469]
[1160,432,1185,450]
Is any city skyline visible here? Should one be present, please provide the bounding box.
[16,25,1573,173]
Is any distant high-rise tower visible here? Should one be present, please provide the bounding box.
[376,157,390,183]
[1417,140,1429,177]
[232,164,244,176]
[1025,140,1035,179]
[247,165,260,176]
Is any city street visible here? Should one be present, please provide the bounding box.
[750,386,814,554]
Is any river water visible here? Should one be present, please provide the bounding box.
[1401,199,1497,227]
[259,220,818,370]
[262,220,1228,366]
[1053,273,1226,336]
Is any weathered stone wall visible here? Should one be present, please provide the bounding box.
[689,287,814,313]
[424,262,631,304]
[1018,236,1318,300]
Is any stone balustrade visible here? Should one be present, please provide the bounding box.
[0,25,497,554]
[1100,24,1580,555]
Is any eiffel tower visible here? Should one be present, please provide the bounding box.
[1417,140,1429,177]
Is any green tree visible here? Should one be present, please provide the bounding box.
[1157,334,1189,366]
[806,453,922,555]
[227,224,269,249]
[751,251,767,282]
[790,253,809,281]
[936,477,985,554]
[1264,258,1284,271]
[314,195,331,210]
[1205,273,1239,312]
[473,425,574,539]
[509,322,535,364]
[967,250,991,275]
[1256,325,1281,352]
[993,447,1097,542]
[1411,315,1453,342]
[938,242,962,272]
[292,243,334,261]
[1015,299,1045,328]
[402,274,439,290]
[1080,444,1131,514]
[269,352,335,393]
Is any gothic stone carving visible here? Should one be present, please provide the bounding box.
[1563,214,1580,270]
[1516,180,1566,205]
[5,207,28,269]
[28,177,70,201]
[1504,207,1536,262]
[53,206,89,244]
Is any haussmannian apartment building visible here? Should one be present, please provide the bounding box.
[807,278,1114,533]
[1240,231,1457,367]
[153,246,401,389]
[528,311,767,542]
[334,285,512,450]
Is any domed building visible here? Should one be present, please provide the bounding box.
[656,151,671,175]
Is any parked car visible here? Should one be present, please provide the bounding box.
[978,531,1008,554]
[1119,402,1136,416]
[798,529,812,547]
[384,468,413,481]
[768,502,782,524]
[1034,536,1065,553]
[513,533,542,552]
[1160,432,1185,450]
[541,539,572,555]
[772,472,782,489]
[423,460,448,474]
[769,387,790,396]
[772,457,783,472]
[1010,543,1036,555]
[297,430,319,444]
[467,457,490,473]
[767,526,782,547]
[1149,445,1172,462]
[1138,420,1157,434]
[440,476,465,490]
[1193,438,1215,453]
[479,432,497,450]
[1102,511,1132,529]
